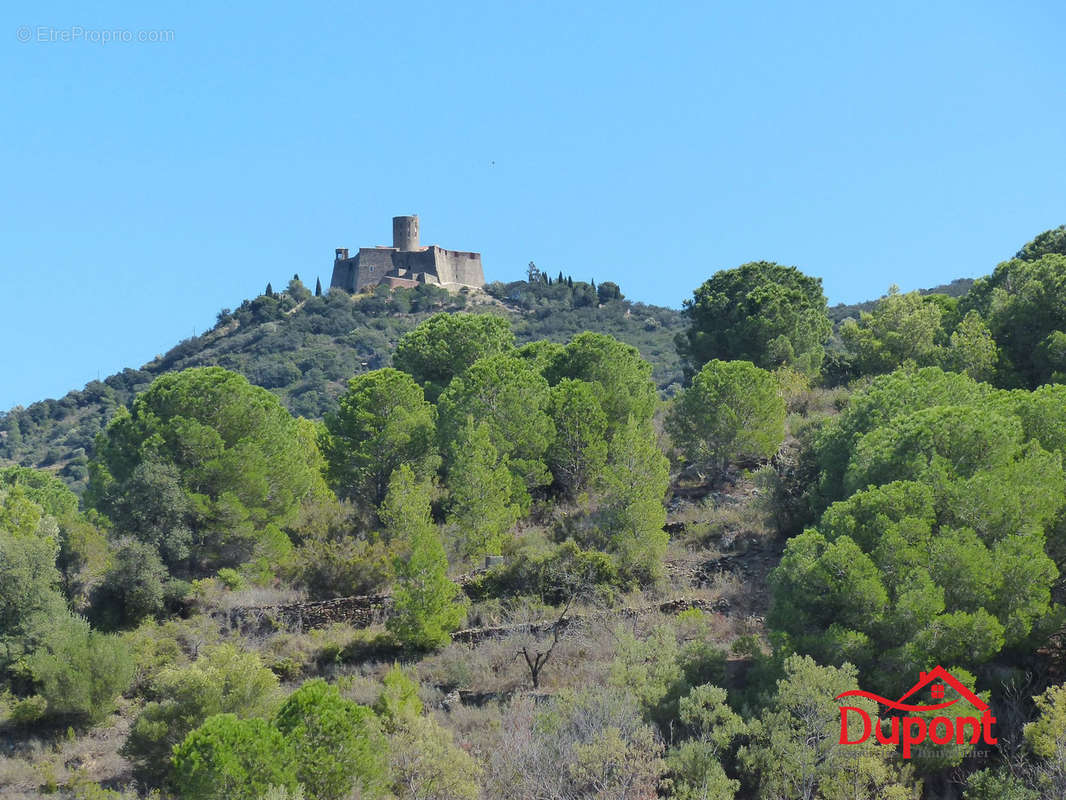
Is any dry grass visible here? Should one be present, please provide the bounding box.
[202,584,306,614]
[0,703,135,798]
[672,499,773,550]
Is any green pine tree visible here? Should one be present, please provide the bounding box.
[445,417,520,557]
[383,466,468,649]
[600,417,670,584]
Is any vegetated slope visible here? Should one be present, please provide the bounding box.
[827,277,975,324]
[0,280,685,492]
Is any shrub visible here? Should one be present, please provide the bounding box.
[374,664,423,730]
[89,539,167,629]
[9,694,49,725]
[274,679,389,800]
[293,535,392,600]
[216,567,247,591]
[25,613,134,723]
[121,616,216,694]
[389,713,482,800]
[485,688,662,800]
[123,644,279,786]
[171,714,297,800]
[964,769,1037,800]
[465,539,621,603]
[259,787,307,800]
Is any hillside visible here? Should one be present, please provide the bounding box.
[0,278,685,492]
[827,276,974,324]
[6,239,1066,800]
[0,272,987,494]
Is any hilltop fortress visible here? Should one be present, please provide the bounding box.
[330,215,485,293]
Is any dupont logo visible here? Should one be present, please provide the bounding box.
[835,665,997,758]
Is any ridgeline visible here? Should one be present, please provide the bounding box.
[0,278,685,492]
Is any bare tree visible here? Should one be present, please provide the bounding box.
[510,548,611,690]
[514,597,572,689]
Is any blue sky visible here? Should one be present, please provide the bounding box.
[2,1,1064,410]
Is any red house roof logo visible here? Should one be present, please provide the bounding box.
[835,665,996,758]
[836,665,989,713]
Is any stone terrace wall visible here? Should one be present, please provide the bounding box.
[451,597,723,645]
[218,593,724,641]
[220,593,392,635]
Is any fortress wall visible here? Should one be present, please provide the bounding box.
[400,249,438,275]
[433,248,485,287]
[384,276,419,289]
[352,249,395,291]
[329,259,353,292]
[345,249,441,292]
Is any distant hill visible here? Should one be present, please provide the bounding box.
[0,279,685,492]
[827,277,975,325]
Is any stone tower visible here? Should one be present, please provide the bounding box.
[392,215,419,251]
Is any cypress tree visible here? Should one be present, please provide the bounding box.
[265,282,273,297]
[315,277,322,297]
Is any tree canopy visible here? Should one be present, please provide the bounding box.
[677,262,831,377]
[773,366,1066,694]
[436,354,554,497]
[1015,224,1066,261]
[839,286,948,375]
[320,368,439,511]
[384,466,469,649]
[273,679,389,800]
[87,367,322,574]
[392,312,516,402]
[961,253,1066,387]
[666,359,785,472]
[544,332,657,438]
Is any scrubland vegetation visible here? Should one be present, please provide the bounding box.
[3,226,1066,798]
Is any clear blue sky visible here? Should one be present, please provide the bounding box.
[2,1,1064,410]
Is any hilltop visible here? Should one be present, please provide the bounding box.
[0,277,685,492]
